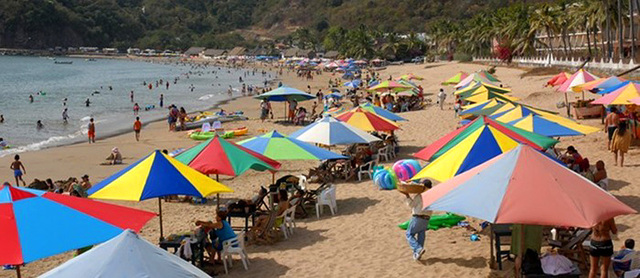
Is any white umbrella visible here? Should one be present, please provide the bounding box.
[289,116,381,145]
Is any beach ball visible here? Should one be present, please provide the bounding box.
[373,168,397,190]
[392,159,422,181]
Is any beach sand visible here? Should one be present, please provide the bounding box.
[2,61,638,278]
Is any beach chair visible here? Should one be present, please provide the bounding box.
[201,122,211,132]
[357,160,375,181]
[611,250,640,277]
[316,185,337,218]
[221,231,250,274]
[284,204,298,235]
[549,229,592,270]
[377,146,390,162]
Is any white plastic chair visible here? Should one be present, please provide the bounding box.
[276,210,288,239]
[284,204,297,235]
[357,160,375,181]
[221,231,250,274]
[377,146,390,162]
[387,143,396,158]
[316,185,337,218]
[201,122,211,132]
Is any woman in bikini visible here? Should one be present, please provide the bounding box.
[589,218,618,278]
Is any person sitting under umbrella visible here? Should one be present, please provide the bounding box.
[195,208,237,264]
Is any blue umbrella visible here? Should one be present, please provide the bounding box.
[324,92,343,99]
[342,72,355,80]
[254,86,315,102]
[344,79,362,88]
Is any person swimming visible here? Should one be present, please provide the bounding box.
[36,120,44,129]
[85,98,91,107]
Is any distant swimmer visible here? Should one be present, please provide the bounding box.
[133,103,140,115]
[0,138,7,148]
[36,120,44,129]
[166,82,169,90]
[239,76,243,83]
[63,98,67,106]
[29,95,34,103]
[148,83,152,90]
[85,98,91,107]
[160,94,164,108]
[108,85,113,91]
[62,108,69,124]
[0,114,4,123]
[130,90,134,102]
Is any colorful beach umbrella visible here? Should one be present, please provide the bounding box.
[546,72,571,87]
[571,76,625,93]
[343,79,362,88]
[289,116,381,145]
[397,73,424,81]
[592,81,640,105]
[175,135,281,177]
[40,230,211,278]
[360,103,407,121]
[557,69,599,93]
[478,70,500,82]
[461,90,519,104]
[412,116,557,182]
[324,92,343,99]
[367,80,413,92]
[420,144,636,228]
[508,114,600,137]
[254,86,315,102]
[335,107,400,132]
[0,185,156,267]
[442,71,469,85]
[454,82,511,98]
[454,72,497,89]
[238,131,347,160]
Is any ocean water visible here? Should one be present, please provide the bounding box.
[0,56,267,156]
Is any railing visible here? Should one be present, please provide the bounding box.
[473,54,638,71]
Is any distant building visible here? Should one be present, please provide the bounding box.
[202,49,227,59]
[79,47,99,53]
[102,48,118,54]
[184,46,205,57]
[142,49,156,56]
[227,47,247,57]
[127,48,141,55]
[323,50,339,59]
[282,47,316,58]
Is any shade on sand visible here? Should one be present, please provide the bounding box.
[508,114,600,137]
[412,116,557,182]
[40,230,211,278]
[238,130,347,160]
[592,81,640,105]
[175,135,281,177]
[442,71,469,85]
[421,145,636,228]
[289,116,380,145]
[0,185,155,266]
[335,107,400,132]
[557,69,599,93]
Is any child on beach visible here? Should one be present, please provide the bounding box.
[10,155,26,186]
[88,118,96,143]
[133,103,140,115]
[133,117,142,141]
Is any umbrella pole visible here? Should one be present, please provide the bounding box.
[517,224,525,278]
[564,92,571,118]
[489,224,496,270]
[158,198,164,241]
[216,174,220,210]
[16,266,20,278]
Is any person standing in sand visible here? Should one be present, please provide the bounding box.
[10,155,27,186]
[133,117,142,141]
[611,121,631,167]
[400,180,432,260]
[604,107,620,150]
[589,217,617,278]
[88,118,96,143]
[437,88,446,110]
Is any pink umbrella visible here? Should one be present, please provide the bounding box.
[629,97,640,105]
[557,69,599,93]
[422,144,636,227]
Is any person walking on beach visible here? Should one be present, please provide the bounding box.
[611,121,631,167]
[437,88,446,110]
[133,117,142,141]
[62,108,69,124]
[10,155,27,186]
[88,118,96,143]
[604,107,620,150]
[159,94,164,108]
[589,217,617,278]
[400,180,432,260]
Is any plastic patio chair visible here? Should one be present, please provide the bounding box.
[201,122,211,132]
[284,204,297,235]
[221,231,250,274]
[316,185,337,218]
[377,146,390,162]
[357,160,375,181]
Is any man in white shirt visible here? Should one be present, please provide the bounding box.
[400,180,433,260]
[437,88,446,110]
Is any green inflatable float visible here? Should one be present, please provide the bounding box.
[398,213,466,231]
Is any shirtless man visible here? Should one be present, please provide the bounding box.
[88,118,96,143]
[10,155,26,186]
[589,218,617,278]
[604,107,620,150]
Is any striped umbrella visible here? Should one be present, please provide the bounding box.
[335,107,400,132]
[442,71,469,85]
[359,103,407,121]
[420,144,636,227]
[592,81,640,105]
[508,114,600,137]
[454,82,511,98]
[174,135,281,177]
[289,116,381,145]
[412,116,557,182]
[478,70,500,82]
[254,86,315,102]
[88,150,233,239]
[367,80,413,92]
[397,73,424,81]
[571,76,625,93]
[0,185,155,274]
[557,69,599,93]
[454,73,497,89]
[238,130,347,160]
[461,90,519,104]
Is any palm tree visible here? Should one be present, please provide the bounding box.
[529,4,559,54]
[630,0,636,59]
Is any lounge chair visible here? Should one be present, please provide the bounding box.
[549,229,592,270]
